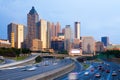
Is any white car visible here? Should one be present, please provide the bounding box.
[68,72,79,80]
[21,66,30,71]
[95,73,101,78]
[43,61,49,66]
[112,71,117,76]
[53,62,58,65]
[27,66,37,71]
[84,72,89,76]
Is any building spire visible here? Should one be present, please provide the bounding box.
[29,6,38,15]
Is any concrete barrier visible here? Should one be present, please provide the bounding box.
[24,62,75,80]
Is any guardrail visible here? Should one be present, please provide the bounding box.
[0,55,38,69]
[24,62,75,80]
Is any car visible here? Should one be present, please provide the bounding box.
[68,72,79,80]
[95,73,101,78]
[43,61,49,66]
[106,64,110,66]
[53,62,57,65]
[100,67,105,71]
[21,66,30,71]
[118,69,120,72]
[91,68,94,72]
[35,64,41,67]
[84,72,89,76]
[98,67,102,70]
[106,70,110,73]
[27,66,37,71]
[112,71,117,76]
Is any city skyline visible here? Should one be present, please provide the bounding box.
[0,0,120,44]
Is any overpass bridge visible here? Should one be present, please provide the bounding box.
[32,53,93,58]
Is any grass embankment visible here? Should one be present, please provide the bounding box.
[13,56,28,61]
[92,58,102,62]
[0,60,4,63]
[96,54,115,59]
[107,58,120,64]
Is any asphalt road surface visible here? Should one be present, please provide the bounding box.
[58,60,120,80]
[0,59,73,80]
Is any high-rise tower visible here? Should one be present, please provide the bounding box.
[101,36,109,47]
[27,6,39,49]
[75,22,80,39]
[55,22,61,36]
[64,25,72,51]
[38,19,47,48]
[7,23,24,48]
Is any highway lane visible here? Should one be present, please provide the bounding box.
[80,61,120,80]
[54,60,83,80]
[59,60,120,80]
[0,59,73,80]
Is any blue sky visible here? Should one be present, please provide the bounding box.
[0,0,120,44]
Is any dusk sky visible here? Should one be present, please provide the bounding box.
[0,0,120,44]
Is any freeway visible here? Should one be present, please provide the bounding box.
[54,60,83,80]
[58,60,120,80]
[0,58,73,80]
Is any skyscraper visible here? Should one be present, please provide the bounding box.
[64,25,72,51]
[62,28,65,34]
[38,19,47,48]
[82,36,95,54]
[55,22,61,37]
[51,23,55,38]
[16,24,24,48]
[8,23,17,44]
[95,41,104,53]
[27,6,39,49]
[101,36,109,47]
[75,22,80,39]
[7,23,24,48]
[47,21,52,48]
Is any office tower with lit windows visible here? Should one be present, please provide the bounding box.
[27,6,39,49]
[38,19,47,48]
[7,23,24,48]
[75,22,80,39]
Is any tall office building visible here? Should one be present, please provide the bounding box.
[27,6,39,49]
[51,23,55,38]
[95,41,104,53]
[8,23,24,48]
[51,38,64,52]
[55,22,61,36]
[64,25,72,51]
[16,24,24,48]
[11,32,15,47]
[8,23,17,43]
[38,19,47,48]
[75,22,80,39]
[101,36,109,47]
[82,36,95,54]
[62,28,65,34]
[47,21,52,48]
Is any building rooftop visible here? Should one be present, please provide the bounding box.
[29,6,38,15]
